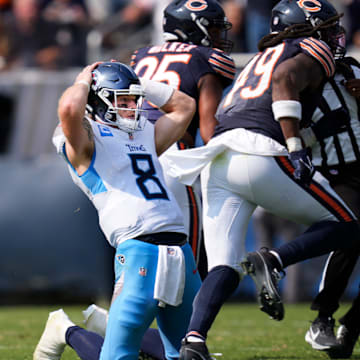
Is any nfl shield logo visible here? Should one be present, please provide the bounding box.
[139,267,147,276]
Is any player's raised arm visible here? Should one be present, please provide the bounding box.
[57,62,102,172]
[140,78,196,156]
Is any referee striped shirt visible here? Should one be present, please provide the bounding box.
[311,64,360,169]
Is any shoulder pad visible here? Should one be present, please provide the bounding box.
[299,37,335,78]
[208,49,236,82]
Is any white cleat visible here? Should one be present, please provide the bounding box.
[33,309,75,360]
[82,304,108,338]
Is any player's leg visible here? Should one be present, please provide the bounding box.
[311,181,360,314]
[333,289,360,359]
[82,305,166,360]
[307,179,360,353]
[99,240,160,360]
[156,243,202,360]
[261,156,358,264]
[34,312,166,360]
[34,239,167,360]
[304,249,358,351]
[241,155,359,320]
[180,151,256,360]
[65,327,104,360]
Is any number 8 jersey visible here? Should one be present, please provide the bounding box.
[53,119,186,248]
[215,37,336,146]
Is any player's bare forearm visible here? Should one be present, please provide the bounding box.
[198,74,223,143]
[279,118,302,142]
[155,94,195,155]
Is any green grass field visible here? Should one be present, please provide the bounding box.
[1,303,358,360]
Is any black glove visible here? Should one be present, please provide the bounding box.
[288,148,314,187]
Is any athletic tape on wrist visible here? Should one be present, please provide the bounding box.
[272,100,302,121]
[75,80,91,92]
[286,137,303,152]
[139,78,174,108]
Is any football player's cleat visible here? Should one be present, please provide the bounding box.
[33,309,74,360]
[241,250,284,320]
[179,338,213,360]
[82,304,108,337]
[305,317,338,350]
[327,324,360,359]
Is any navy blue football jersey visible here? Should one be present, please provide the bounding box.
[214,37,336,145]
[130,42,236,141]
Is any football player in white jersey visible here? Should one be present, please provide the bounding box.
[33,61,201,360]
[163,1,360,359]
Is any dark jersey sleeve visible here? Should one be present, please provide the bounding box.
[189,47,236,87]
[297,37,336,78]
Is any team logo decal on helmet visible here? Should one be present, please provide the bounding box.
[297,0,322,12]
[185,0,208,11]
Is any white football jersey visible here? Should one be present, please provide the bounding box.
[53,118,185,247]
[311,65,360,166]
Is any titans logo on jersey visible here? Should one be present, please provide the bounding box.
[130,42,236,140]
[214,37,335,145]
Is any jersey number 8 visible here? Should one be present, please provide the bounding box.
[129,153,169,200]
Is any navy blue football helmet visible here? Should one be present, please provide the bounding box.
[87,62,147,133]
[163,0,233,53]
[271,0,346,58]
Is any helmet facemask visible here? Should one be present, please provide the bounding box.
[95,84,147,133]
[87,62,148,134]
[320,23,346,59]
[208,18,233,53]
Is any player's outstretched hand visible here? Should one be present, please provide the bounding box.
[288,148,314,187]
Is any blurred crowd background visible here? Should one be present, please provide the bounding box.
[0,0,360,71]
[0,0,359,306]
